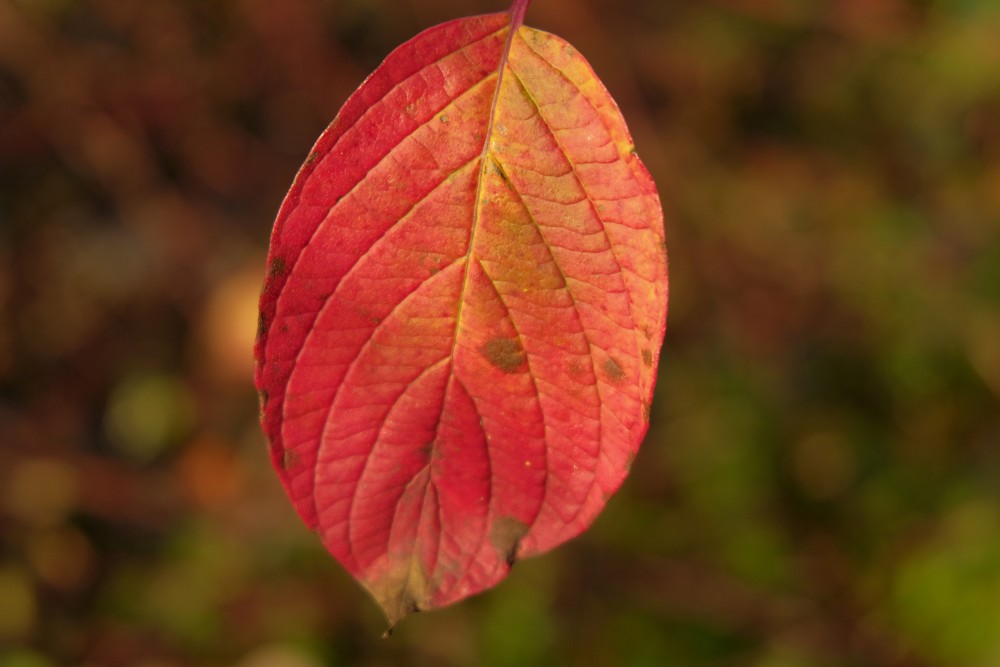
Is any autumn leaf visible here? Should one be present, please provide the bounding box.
[255,0,667,628]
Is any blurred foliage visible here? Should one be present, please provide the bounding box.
[1,0,998,665]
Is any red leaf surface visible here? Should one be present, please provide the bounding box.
[255,2,667,626]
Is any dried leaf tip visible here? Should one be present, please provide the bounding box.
[509,0,532,30]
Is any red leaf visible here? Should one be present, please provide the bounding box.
[255,3,667,627]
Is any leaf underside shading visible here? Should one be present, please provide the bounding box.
[255,9,667,627]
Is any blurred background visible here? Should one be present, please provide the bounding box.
[1,0,999,665]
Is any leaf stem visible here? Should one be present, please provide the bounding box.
[509,0,532,30]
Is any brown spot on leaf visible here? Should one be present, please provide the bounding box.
[487,155,508,182]
[268,256,287,277]
[304,151,320,166]
[257,389,269,420]
[282,448,299,470]
[603,356,625,382]
[482,337,525,373]
[256,312,267,339]
[491,516,529,566]
[641,349,653,367]
[642,401,652,423]
[419,441,434,460]
[357,305,381,325]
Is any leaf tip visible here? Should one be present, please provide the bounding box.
[366,558,430,629]
[380,602,421,639]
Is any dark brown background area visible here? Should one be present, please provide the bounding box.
[1,1,999,666]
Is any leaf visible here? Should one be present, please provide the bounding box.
[255,2,667,628]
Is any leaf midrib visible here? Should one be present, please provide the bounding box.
[449,16,524,361]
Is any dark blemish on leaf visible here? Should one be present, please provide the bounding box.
[256,312,266,339]
[642,349,653,367]
[357,305,381,325]
[439,113,449,124]
[268,256,287,277]
[642,401,651,422]
[258,388,269,419]
[603,356,626,382]
[282,448,299,470]
[488,157,508,182]
[304,151,320,166]
[491,516,529,566]
[482,337,525,373]
[419,441,434,460]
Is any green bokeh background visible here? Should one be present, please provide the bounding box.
[1,0,998,665]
